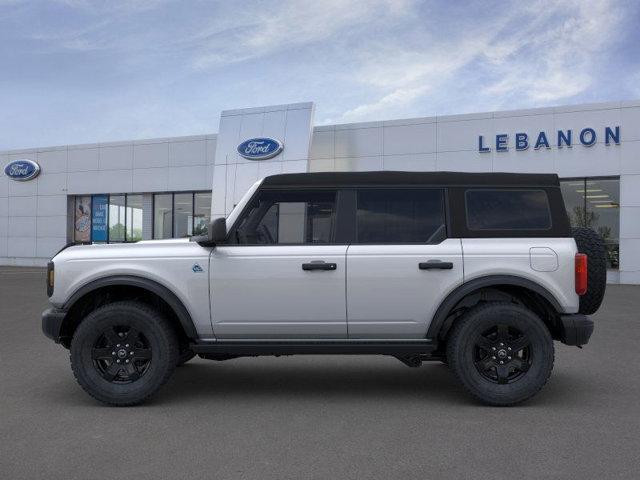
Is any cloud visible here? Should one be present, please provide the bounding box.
[334,0,626,122]
[191,0,413,69]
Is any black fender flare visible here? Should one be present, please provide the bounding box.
[63,275,198,339]
[426,275,563,340]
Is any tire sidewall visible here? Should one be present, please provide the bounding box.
[448,304,554,405]
[71,302,176,405]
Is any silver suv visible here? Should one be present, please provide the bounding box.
[42,172,605,406]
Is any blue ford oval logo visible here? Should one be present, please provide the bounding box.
[237,137,283,160]
[4,159,41,182]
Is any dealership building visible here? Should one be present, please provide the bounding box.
[1,100,639,283]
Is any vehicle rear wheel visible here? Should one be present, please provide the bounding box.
[446,302,554,406]
[70,301,178,406]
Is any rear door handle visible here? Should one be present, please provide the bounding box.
[419,260,453,270]
[302,261,337,271]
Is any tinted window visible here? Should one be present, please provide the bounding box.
[356,189,446,243]
[234,190,336,244]
[466,189,551,230]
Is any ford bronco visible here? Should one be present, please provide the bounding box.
[42,171,605,406]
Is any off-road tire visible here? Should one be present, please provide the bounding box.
[447,302,554,406]
[70,301,178,406]
[572,227,607,315]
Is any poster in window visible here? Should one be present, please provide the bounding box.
[91,195,108,242]
[74,196,92,242]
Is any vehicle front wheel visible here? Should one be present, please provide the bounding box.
[446,302,554,406]
[70,301,178,406]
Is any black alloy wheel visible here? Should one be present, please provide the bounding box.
[71,301,178,406]
[446,302,554,406]
[91,326,152,383]
[473,324,531,384]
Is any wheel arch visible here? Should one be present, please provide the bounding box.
[59,275,198,347]
[427,275,564,342]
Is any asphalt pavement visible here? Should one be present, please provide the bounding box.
[1,266,639,479]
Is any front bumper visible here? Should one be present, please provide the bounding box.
[559,314,594,346]
[42,307,68,343]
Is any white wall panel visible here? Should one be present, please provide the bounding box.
[554,142,621,178]
[8,178,37,196]
[335,127,382,158]
[382,153,436,172]
[437,150,492,172]
[8,195,36,216]
[36,237,66,258]
[309,130,334,159]
[36,149,67,173]
[8,217,36,237]
[68,170,133,194]
[620,107,640,142]
[133,167,169,192]
[0,198,7,217]
[37,195,68,217]
[335,156,383,171]
[167,165,208,191]
[282,106,315,162]
[134,142,169,169]
[620,206,640,238]
[438,118,494,152]
[621,140,640,174]
[620,238,640,272]
[7,237,36,257]
[620,175,640,206]
[68,147,99,171]
[169,140,206,167]
[383,123,436,155]
[37,215,67,237]
[37,173,67,196]
[99,144,133,170]
[308,158,335,172]
[0,215,7,237]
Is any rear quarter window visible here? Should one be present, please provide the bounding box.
[465,189,552,230]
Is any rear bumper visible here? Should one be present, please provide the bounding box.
[41,307,68,343]
[559,314,594,346]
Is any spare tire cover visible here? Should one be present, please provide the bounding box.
[572,227,607,315]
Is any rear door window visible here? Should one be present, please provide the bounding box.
[356,189,446,243]
[465,189,551,230]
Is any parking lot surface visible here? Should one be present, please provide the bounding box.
[1,266,639,479]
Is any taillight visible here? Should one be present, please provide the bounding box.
[575,253,588,295]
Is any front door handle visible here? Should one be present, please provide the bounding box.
[302,261,337,271]
[419,260,453,270]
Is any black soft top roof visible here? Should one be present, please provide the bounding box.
[261,171,560,188]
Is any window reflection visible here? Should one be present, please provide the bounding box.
[560,177,619,269]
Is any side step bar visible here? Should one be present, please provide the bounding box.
[190,340,438,357]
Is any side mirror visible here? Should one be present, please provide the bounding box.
[210,217,227,244]
[192,217,226,247]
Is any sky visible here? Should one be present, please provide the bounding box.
[1,0,639,150]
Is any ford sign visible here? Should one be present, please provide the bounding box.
[237,138,283,160]
[4,159,41,181]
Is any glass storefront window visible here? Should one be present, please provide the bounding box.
[194,192,212,236]
[174,193,193,237]
[154,194,173,239]
[126,194,143,242]
[152,191,211,239]
[108,195,126,242]
[560,177,620,269]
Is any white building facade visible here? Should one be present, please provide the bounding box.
[1,100,639,283]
